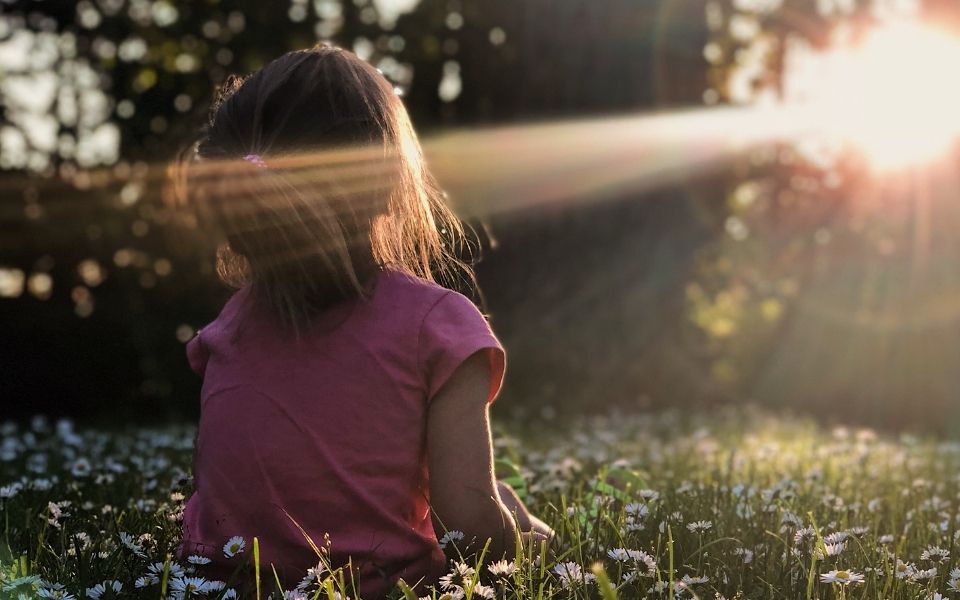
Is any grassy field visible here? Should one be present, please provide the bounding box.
[2,407,959,599]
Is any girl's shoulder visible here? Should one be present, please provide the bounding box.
[375,267,459,310]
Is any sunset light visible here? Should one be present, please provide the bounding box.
[794,22,960,170]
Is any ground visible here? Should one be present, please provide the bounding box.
[1,407,958,599]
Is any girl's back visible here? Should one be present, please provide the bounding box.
[169,43,551,597]
[178,267,504,596]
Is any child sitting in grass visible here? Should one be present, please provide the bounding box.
[170,44,553,598]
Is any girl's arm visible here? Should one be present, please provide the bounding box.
[427,351,553,560]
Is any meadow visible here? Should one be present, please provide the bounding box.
[2,407,959,600]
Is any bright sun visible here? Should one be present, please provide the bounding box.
[801,22,960,170]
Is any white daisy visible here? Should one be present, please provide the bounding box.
[894,560,915,579]
[223,536,246,558]
[794,527,815,546]
[438,530,465,549]
[148,561,186,579]
[439,562,475,591]
[118,532,144,556]
[552,561,595,589]
[823,531,849,545]
[819,570,864,585]
[37,583,76,600]
[487,559,517,578]
[921,546,949,562]
[84,580,122,599]
[470,583,495,599]
[169,576,209,596]
[816,542,846,559]
[679,574,709,586]
[687,520,712,533]
[134,576,158,588]
[607,548,632,561]
[733,547,754,564]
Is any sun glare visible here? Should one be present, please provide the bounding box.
[799,22,960,170]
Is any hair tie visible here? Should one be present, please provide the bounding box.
[243,154,267,168]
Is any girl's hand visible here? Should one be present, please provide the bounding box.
[521,528,557,563]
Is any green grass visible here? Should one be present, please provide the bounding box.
[2,407,959,599]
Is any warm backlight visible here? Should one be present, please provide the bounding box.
[803,23,960,170]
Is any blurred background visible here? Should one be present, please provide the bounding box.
[3,0,960,432]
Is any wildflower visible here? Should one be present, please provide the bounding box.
[894,561,915,579]
[439,562,475,591]
[913,567,937,581]
[37,582,76,600]
[552,562,595,589]
[921,546,949,562]
[222,590,238,599]
[816,542,845,559]
[794,527,815,545]
[487,559,517,578]
[736,502,756,519]
[0,483,23,498]
[687,520,712,533]
[187,555,212,565]
[31,478,54,491]
[470,583,495,599]
[618,549,656,575]
[607,548,632,561]
[819,570,864,585]
[781,511,803,527]
[134,576,157,588]
[823,532,849,545]
[119,532,145,556]
[223,536,246,558]
[638,489,660,502]
[438,530,465,549]
[84,580,122,599]
[878,534,894,544]
[624,516,645,532]
[169,576,209,597]
[1,574,42,593]
[847,526,869,535]
[733,547,754,564]
[648,580,671,594]
[69,458,92,477]
[625,503,649,517]
[147,561,186,580]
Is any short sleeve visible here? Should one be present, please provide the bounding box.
[418,292,506,404]
[185,330,209,377]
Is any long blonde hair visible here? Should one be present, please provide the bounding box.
[168,44,476,337]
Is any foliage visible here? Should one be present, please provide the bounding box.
[0,0,712,423]
[4,408,960,598]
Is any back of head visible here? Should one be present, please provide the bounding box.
[170,44,474,337]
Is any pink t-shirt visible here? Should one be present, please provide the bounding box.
[177,268,506,598]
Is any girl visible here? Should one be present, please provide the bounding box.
[171,44,553,598]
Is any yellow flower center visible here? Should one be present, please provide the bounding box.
[836,570,850,579]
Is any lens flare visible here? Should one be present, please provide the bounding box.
[794,22,960,170]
